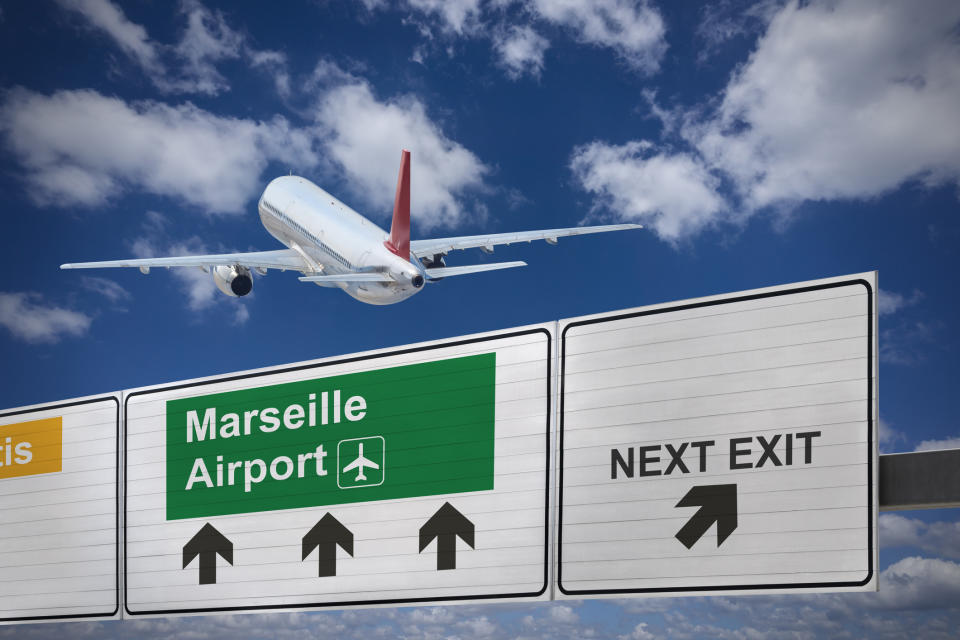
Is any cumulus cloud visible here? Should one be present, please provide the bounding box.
[530,0,666,73]
[312,67,490,229]
[0,292,92,343]
[694,0,960,209]
[914,436,960,452]
[365,1,666,80]
[570,140,725,239]
[0,88,317,213]
[623,621,656,640]
[158,0,245,95]
[457,614,497,636]
[871,556,960,610]
[57,0,288,96]
[573,0,960,240]
[548,604,579,624]
[493,25,550,79]
[881,514,960,559]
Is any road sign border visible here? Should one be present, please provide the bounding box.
[0,395,120,623]
[124,327,552,616]
[557,279,875,596]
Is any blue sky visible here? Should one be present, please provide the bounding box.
[1,0,959,637]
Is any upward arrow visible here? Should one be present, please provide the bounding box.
[302,513,354,577]
[674,484,738,549]
[419,502,475,570]
[183,523,233,585]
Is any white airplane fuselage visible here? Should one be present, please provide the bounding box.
[258,176,424,305]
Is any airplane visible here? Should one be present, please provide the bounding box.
[61,150,642,305]
[342,442,379,482]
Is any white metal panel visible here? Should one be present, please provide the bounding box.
[557,274,877,597]
[124,325,552,617]
[0,395,119,623]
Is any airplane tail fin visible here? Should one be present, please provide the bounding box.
[384,149,411,261]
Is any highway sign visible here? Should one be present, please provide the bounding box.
[557,274,878,597]
[124,326,552,615]
[0,395,119,623]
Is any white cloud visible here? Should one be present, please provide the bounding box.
[0,292,92,343]
[878,416,905,453]
[531,0,667,73]
[406,0,483,34]
[871,556,960,610]
[57,0,289,97]
[879,288,924,316]
[249,49,291,99]
[365,1,665,80]
[570,140,726,239]
[881,514,960,560]
[158,0,244,95]
[625,622,656,640]
[458,615,497,636]
[880,319,937,366]
[313,70,490,229]
[693,0,781,64]
[914,436,960,452]
[55,0,161,73]
[548,604,579,624]
[693,0,960,210]
[130,225,251,324]
[79,275,132,305]
[407,607,454,625]
[575,0,960,239]
[0,88,317,213]
[493,25,550,79]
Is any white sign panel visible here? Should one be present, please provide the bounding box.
[124,326,551,616]
[557,274,877,597]
[0,396,119,623]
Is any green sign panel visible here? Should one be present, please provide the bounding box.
[165,353,496,520]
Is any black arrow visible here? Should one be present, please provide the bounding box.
[302,513,354,577]
[675,484,738,549]
[182,523,233,585]
[419,502,475,570]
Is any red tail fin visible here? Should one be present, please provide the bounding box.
[384,149,410,261]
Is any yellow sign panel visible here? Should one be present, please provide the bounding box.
[0,416,62,479]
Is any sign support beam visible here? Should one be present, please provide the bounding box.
[879,450,960,511]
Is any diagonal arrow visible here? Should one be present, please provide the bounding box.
[183,523,233,585]
[419,502,474,570]
[302,513,354,577]
[674,484,738,549]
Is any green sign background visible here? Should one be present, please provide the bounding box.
[166,353,496,520]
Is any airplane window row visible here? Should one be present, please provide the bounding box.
[263,200,352,269]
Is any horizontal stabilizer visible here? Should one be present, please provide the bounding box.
[425,261,526,279]
[299,273,395,283]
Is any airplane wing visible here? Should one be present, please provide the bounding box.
[409,223,642,258]
[342,459,360,473]
[60,249,308,272]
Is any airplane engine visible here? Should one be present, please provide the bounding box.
[213,265,253,297]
